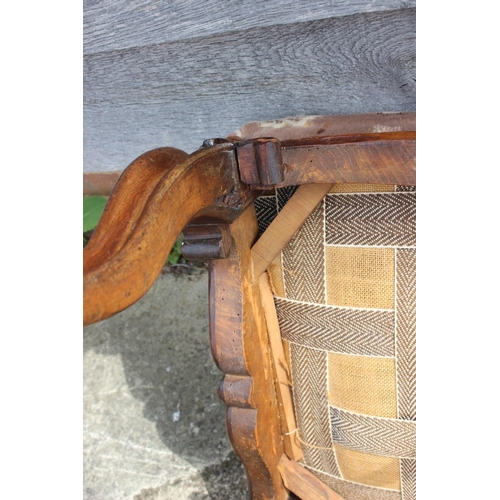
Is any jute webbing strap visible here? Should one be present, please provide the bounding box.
[305,466,403,500]
[275,297,394,356]
[329,407,416,459]
[251,183,333,279]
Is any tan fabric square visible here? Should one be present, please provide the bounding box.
[334,443,401,491]
[328,352,397,418]
[267,255,285,297]
[329,183,394,193]
[326,247,394,309]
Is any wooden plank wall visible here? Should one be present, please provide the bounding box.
[84,1,416,172]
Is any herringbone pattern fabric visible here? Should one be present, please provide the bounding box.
[253,196,277,236]
[400,459,416,500]
[325,193,416,247]
[329,407,416,458]
[283,202,326,303]
[254,184,416,500]
[396,185,416,192]
[290,343,340,476]
[277,185,298,211]
[275,297,394,356]
[396,249,417,421]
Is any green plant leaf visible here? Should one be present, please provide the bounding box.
[83,196,107,232]
[166,234,184,265]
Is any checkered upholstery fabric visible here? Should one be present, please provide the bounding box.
[255,184,416,500]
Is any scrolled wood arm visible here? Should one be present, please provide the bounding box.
[84,147,189,275]
[83,142,244,325]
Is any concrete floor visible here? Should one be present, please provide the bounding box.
[83,268,248,500]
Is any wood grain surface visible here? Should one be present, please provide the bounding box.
[259,274,303,462]
[210,207,289,499]
[279,136,416,187]
[234,112,416,141]
[182,223,233,261]
[84,0,416,54]
[84,147,188,274]
[84,9,415,172]
[83,144,237,325]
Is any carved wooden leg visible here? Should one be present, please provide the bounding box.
[210,206,289,500]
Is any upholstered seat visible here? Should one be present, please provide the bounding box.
[254,183,416,499]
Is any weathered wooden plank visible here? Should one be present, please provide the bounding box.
[84,0,416,54]
[84,9,415,172]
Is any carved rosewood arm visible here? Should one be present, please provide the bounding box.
[83,131,415,326]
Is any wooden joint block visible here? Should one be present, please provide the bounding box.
[182,223,233,261]
[218,374,254,409]
[236,137,284,187]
